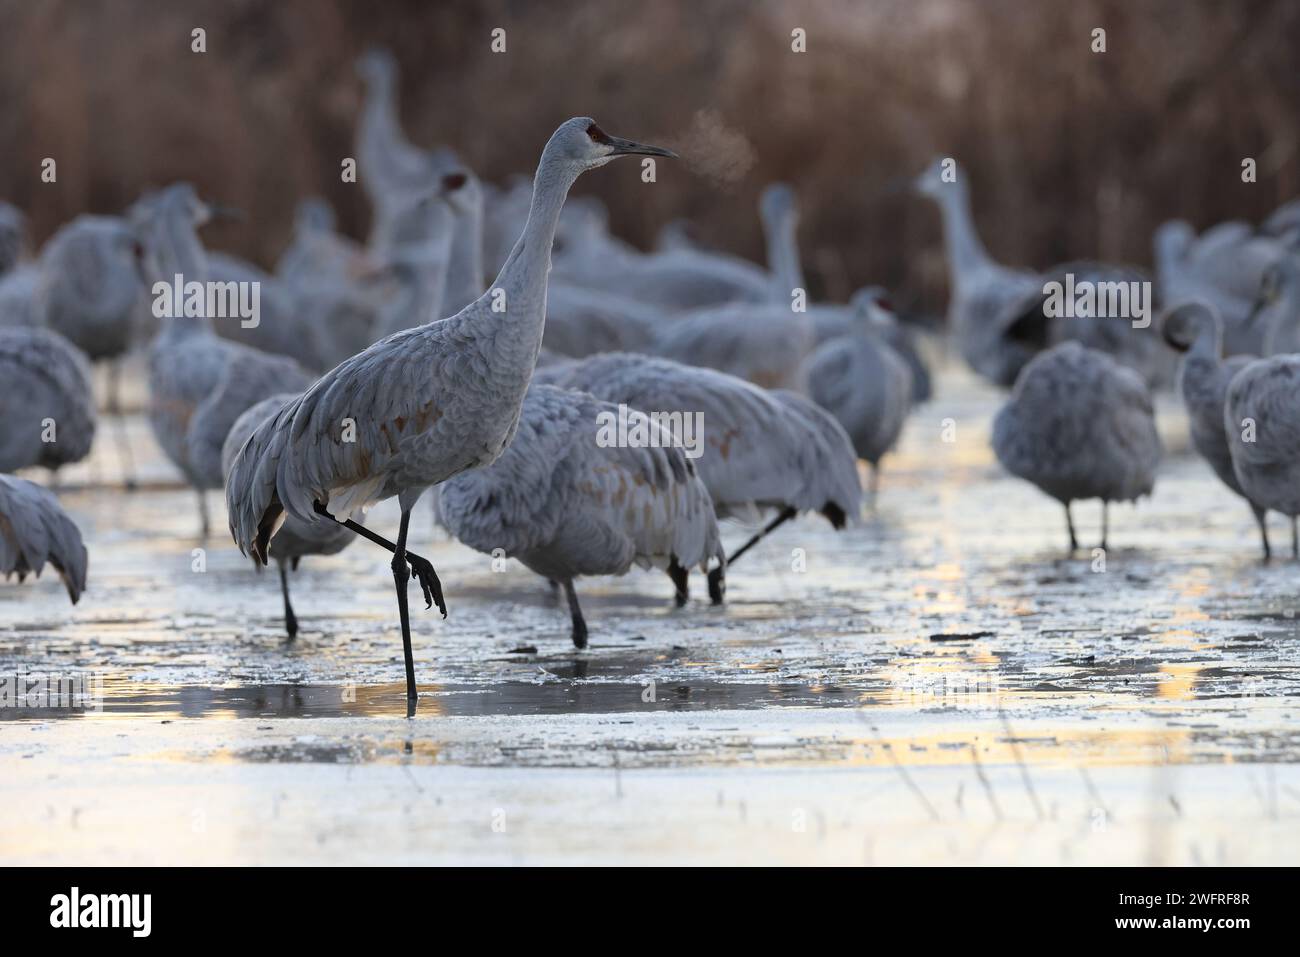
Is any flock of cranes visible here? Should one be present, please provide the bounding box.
[3,50,1300,714]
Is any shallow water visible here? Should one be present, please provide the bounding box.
[2,358,1298,864]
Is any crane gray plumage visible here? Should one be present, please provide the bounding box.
[992,341,1162,551]
[760,183,805,300]
[542,282,661,357]
[1155,219,1297,355]
[31,214,147,485]
[1001,260,1174,389]
[1161,301,1273,558]
[0,474,87,604]
[917,159,1170,387]
[438,384,723,647]
[0,327,96,475]
[653,301,815,389]
[438,170,487,316]
[1224,354,1300,555]
[225,117,676,711]
[1246,257,1300,356]
[914,159,1041,386]
[275,197,372,283]
[202,251,307,362]
[556,233,770,311]
[34,216,146,366]
[355,49,459,257]
[138,183,314,535]
[222,392,354,638]
[0,264,39,329]
[799,327,913,500]
[809,288,932,404]
[1262,199,1300,246]
[536,352,860,603]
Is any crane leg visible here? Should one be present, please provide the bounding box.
[107,361,138,491]
[390,509,418,716]
[1292,517,1298,560]
[278,561,299,639]
[667,559,689,607]
[197,489,210,538]
[312,501,446,616]
[1253,506,1270,562]
[869,465,880,507]
[563,580,588,649]
[1100,501,1109,551]
[1063,503,1078,553]
[706,505,797,603]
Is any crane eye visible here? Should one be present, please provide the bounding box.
[442,172,467,191]
[586,123,610,144]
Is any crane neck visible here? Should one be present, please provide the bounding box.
[764,212,805,300]
[937,180,994,289]
[360,75,401,152]
[443,193,486,315]
[147,208,214,339]
[487,155,581,315]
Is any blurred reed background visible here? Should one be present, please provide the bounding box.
[1,0,1296,314]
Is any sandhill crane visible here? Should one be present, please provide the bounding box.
[1155,219,1296,355]
[653,300,815,389]
[799,326,913,502]
[759,183,805,299]
[438,384,723,647]
[993,341,1162,552]
[809,288,932,404]
[0,264,37,330]
[225,117,675,714]
[275,197,371,283]
[0,327,96,477]
[0,473,87,604]
[428,170,484,316]
[1224,354,1300,557]
[542,282,661,357]
[655,218,704,253]
[34,216,146,393]
[536,352,861,603]
[291,181,460,362]
[222,391,354,638]
[355,49,459,256]
[555,222,770,311]
[136,184,315,536]
[914,158,1040,384]
[916,159,1169,387]
[0,202,34,328]
[32,215,148,484]
[1001,260,1175,389]
[367,188,457,340]
[1161,301,1273,558]
[1246,257,1300,355]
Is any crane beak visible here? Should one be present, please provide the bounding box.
[606,135,677,159]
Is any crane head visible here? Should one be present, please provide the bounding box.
[545,117,676,172]
[759,183,797,226]
[1160,301,1218,352]
[913,157,961,199]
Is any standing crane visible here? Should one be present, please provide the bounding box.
[225,117,675,714]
